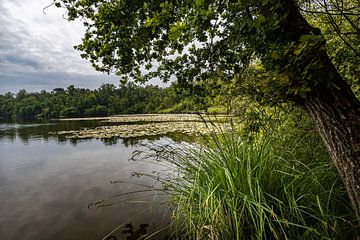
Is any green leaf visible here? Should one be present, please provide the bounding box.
[196,0,204,7]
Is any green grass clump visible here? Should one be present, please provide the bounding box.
[159,125,358,239]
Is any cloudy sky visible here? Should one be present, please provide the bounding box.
[0,0,127,93]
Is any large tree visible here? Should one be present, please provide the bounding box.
[52,0,360,219]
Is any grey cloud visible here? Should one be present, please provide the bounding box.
[0,2,42,73]
[0,1,97,91]
[2,55,43,69]
[0,1,166,93]
[0,71,120,93]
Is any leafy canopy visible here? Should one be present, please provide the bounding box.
[301,0,360,95]
[53,0,303,84]
[52,0,359,101]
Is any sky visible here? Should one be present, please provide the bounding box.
[0,0,158,93]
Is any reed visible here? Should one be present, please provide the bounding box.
[147,123,359,239]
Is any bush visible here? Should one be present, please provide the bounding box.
[84,105,109,117]
[60,107,80,118]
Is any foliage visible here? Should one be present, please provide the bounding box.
[0,93,15,119]
[300,0,360,96]
[136,111,358,239]
[51,0,360,101]
[0,83,198,119]
[49,0,360,229]
[47,1,281,96]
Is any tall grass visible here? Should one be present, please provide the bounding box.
[139,118,358,239]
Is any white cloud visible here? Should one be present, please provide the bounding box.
[0,0,120,93]
[1,0,93,73]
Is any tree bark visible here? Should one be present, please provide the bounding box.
[260,0,360,222]
[304,55,360,220]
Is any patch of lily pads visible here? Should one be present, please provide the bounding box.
[58,114,229,123]
[104,114,204,123]
[55,114,230,139]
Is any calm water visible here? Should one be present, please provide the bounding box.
[0,120,177,240]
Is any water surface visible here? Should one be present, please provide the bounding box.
[0,119,174,240]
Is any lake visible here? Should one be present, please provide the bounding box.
[0,117,195,240]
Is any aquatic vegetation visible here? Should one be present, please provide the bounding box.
[54,114,231,139]
[59,114,230,124]
[103,114,204,123]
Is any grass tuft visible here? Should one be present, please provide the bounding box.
[139,120,358,239]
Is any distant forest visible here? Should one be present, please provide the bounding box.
[0,83,203,119]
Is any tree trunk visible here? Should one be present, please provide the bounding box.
[303,56,360,220]
[259,0,360,222]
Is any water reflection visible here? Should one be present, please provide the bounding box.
[104,222,171,240]
[0,120,193,146]
[0,120,178,240]
[0,120,112,145]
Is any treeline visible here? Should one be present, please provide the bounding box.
[0,83,199,119]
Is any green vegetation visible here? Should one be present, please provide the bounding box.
[135,111,358,239]
[302,1,360,96]
[54,114,229,139]
[14,0,356,237]
[53,0,360,220]
[0,83,205,120]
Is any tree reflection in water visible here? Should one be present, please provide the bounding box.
[0,119,195,147]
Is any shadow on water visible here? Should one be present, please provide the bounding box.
[103,132,194,147]
[104,223,172,240]
[122,223,149,240]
